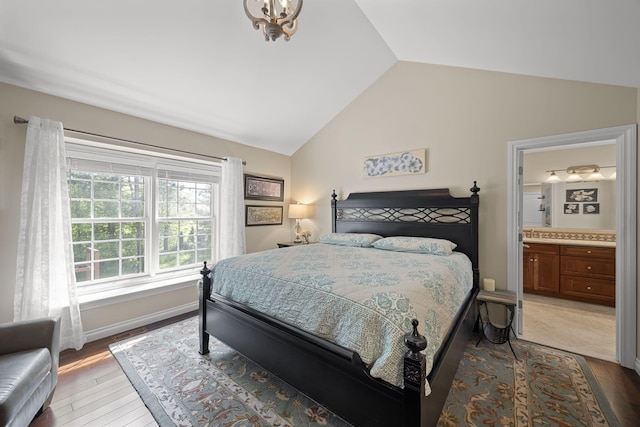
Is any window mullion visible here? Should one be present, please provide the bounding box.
[149,168,159,277]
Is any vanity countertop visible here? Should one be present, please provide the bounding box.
[523,237,616,248]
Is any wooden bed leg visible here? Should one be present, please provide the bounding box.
[199,261,211,355]
[403,319,427,427]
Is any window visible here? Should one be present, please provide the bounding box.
[157,171,213,270]
[65,142,220,295]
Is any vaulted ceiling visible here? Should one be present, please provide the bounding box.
[1,0,639,155]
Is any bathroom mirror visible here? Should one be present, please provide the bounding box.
[523,143,616,230]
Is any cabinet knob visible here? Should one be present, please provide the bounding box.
[587,266,592,270]
[587,286,592,290]
[587,250,592,254]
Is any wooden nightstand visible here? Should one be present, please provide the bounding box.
[277,241,315,248]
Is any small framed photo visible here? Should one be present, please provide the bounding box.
[244,174,284,201]
[564,203,579,214]
[583,203,600,215]
[245,205,283,226]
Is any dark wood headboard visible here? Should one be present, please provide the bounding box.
[331,182,480,288]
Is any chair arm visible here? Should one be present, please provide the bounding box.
[0,317,61,386]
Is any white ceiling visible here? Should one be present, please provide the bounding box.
[1,0,639,155]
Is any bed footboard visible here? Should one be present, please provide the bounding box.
[198,262,475,427]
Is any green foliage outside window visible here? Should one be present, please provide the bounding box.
[68,169,214,286]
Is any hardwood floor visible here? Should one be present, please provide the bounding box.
[29,312,640,426]
[30,312,194,427]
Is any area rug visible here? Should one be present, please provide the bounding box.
[109,317,620,426]
[439,338,620,427]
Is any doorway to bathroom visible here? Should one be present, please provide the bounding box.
[507,125,636,369]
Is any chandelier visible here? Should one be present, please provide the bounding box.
[244,0,303,42]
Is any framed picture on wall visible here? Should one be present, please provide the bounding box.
[564,203,579,214]
[245,205,283,226]
[583,203,600,214]
[566,188,598,203]
[363,149,426,178]
[244,174,284,201]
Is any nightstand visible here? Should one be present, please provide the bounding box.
[476,289,518,358]
[277,241,315,248]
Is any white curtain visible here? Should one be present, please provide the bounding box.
[219,157,246,260]
[14,117,86,351]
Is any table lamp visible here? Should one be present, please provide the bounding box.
[288,203,309,243]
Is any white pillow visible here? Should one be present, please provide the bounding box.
[372,236,456,255]
[318,233,383,248]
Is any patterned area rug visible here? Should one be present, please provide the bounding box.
[109,317,620,426]
[440,337,620,427]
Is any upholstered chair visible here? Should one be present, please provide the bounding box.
[0,317,60,427]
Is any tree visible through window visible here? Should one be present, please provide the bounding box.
[65,143,219,292]
[69,171,147,284]
[157,178,212,270]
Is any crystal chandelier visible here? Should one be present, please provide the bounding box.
[244,0,303,42]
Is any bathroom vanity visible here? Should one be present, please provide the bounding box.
[523,229,616,307]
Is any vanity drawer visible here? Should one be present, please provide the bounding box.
[560,245,615,259]
[523,242,559,255]
[560,256,615,279]
[560,275,615,305]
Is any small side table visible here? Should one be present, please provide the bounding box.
[476,289,518,358]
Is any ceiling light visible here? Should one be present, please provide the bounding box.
[546,171,561,182]
[244,0,303,42]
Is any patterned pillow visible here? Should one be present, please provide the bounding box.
[372,236,457,255]
[318,233,383,247]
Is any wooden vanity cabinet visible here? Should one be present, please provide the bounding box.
[523,243,559,295]
[522,242,615,306]
[560,245,615,306]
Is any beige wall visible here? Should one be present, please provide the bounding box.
[0,82,292,328]
[291,62,638,339]
[1,66,638,353]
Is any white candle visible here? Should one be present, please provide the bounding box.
[483,278,495,292]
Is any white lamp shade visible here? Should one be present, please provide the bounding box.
[546,171,561,182]
[288,204,309,219]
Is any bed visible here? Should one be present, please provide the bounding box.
[199,184,480,427]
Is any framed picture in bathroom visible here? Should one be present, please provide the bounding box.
[583,203,600,215]
[564,203,579,214]
[566,188,598,203]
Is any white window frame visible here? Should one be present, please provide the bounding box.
[65,139,221,301]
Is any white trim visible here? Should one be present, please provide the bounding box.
[65,138,219,297]
[508,124,637,369]
[65,141,222,176]
[79,274,200,309]
[83,300,198,343]
[65,135,222,168]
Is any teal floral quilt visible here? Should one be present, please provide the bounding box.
[209,243,473,394]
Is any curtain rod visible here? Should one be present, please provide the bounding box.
[13,116,246,165]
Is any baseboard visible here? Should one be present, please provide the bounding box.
[84,301,198,342]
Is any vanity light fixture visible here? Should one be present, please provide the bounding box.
[546,171,561,183]
[566,168,582,181]
[545,165,615,183]
[588,168,605,180]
